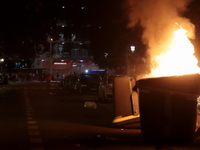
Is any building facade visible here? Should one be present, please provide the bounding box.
[32,19,99,79]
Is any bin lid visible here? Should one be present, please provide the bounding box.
[136,73,200,95]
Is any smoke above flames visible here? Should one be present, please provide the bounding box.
[125,0,195,66]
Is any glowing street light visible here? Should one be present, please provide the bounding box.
[0,58,4,73]
[130,46,135,53]
[50,38,53,74]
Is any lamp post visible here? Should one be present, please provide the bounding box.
[50,38,53,74]
[126,46,135,76]
[0,58,4,73]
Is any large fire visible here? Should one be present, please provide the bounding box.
[146,26,200,78]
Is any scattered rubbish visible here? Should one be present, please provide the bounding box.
[84,101,97,109]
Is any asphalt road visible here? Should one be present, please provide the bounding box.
[0,81,200,150]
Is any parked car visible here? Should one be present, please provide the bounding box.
[76,73,101,94]
[98,74,126,100]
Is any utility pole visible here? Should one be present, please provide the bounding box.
[50,38,53,75]
[126,46,135,77]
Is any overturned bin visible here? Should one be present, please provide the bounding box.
[136,73,200,142]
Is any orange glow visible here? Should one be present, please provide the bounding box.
[146,26,200,78]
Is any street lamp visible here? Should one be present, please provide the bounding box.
[50,38,53,74]
[50,38,53,58]
[0,58,4,73]
[126,46,135,76]
[130,46,135,53]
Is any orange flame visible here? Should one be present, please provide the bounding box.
[146,26,200,78]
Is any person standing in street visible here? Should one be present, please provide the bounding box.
[47,74,51,83]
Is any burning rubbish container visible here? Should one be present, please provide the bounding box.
[136,73,200,142]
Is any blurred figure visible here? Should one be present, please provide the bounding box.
[47,74,51,83]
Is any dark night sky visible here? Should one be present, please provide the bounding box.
[0,0,200,66]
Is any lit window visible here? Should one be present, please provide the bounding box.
[54,62,67,65]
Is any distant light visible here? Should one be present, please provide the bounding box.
[130,46,135,52]
[62,6,65,8]
[104,53,108,58]
[80,60,83,62]
[81,6,85,9]
[42,59,44,61]
[54,62,67,65]
[0,58,4,62]
[99,26,102,29]
[79,43,83,45]
[22,41,24,43]
[62,42,64,44]
[22,59,24,61]
[51,27,53,29]
[61,60,64,62]
[50,38,53,41]
[85,70,88,73]
[73,65,77,67]
[62,25,64,27]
